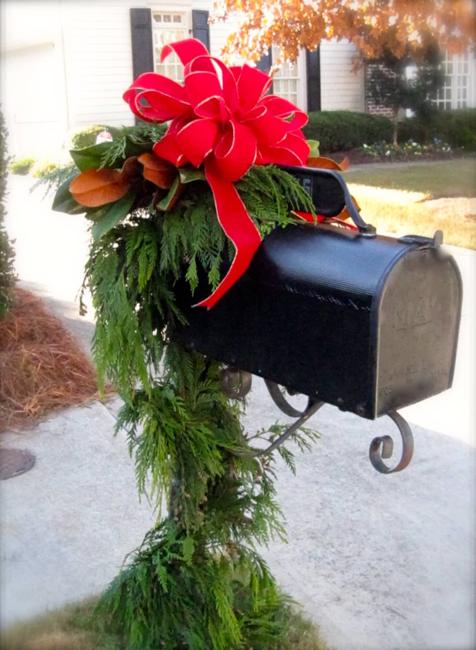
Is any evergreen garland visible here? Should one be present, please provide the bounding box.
[0,109,16,317]
[51,124,319,648]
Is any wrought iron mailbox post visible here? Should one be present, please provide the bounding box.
[176,167,462,474]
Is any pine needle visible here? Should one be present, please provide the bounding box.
[0,289,99,432]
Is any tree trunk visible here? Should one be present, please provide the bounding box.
[392,110,399,147]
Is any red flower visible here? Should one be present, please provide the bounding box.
[123,39,310,308]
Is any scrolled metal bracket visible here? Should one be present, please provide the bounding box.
[265,379,310,417]
[250,399,324,457]
[368,410,414,474]
[220,369,415,473]
[250,380,324,456]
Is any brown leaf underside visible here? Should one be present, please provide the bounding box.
[70,168,130,207]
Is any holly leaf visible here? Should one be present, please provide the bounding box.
[70,142,114,172]
[91,192,135,241]
[52,178,86,214]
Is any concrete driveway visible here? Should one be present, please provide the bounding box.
[2,174,475,649]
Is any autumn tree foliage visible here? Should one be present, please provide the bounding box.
[215,0,476,63]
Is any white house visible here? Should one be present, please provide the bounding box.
[1,0,475,159]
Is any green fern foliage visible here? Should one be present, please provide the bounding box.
[52,122,321,649]
[97,520,294,650]
[0,109,16,316]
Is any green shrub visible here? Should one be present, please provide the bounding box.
[69,124,108,150]
[399,109,476,150]
[31,160,60,179]
[8,156,35,175]
[304,110,393,153]
[0,110,16,317]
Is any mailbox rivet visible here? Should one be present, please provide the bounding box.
[356,404,365,416]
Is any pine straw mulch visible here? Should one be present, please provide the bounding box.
[0,288,99,433]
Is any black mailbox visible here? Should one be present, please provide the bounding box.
[175,167,462,473]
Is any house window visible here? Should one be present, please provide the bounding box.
[434,50,471,110]
[272,47,299,106]
[152,11,189,82]
[271,47,307,109]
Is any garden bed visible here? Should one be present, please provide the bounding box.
[0,288,98,432]
[333,148,473,166]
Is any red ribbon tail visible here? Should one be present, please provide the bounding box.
[194,168,262,309]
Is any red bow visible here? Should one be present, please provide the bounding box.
[124,38,309,308]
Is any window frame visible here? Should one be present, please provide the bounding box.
[151,9,191,82]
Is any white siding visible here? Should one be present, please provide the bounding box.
[1,0,372,159]
[1,1,68,158]
[320,40,365,112]
[1,44,68,158]
[60,0,135,131]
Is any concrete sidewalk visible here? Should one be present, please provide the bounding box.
[2,174,475,649]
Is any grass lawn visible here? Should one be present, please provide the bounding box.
[345,158,476,198]
[1,598,328,650]
[342,158,476,248]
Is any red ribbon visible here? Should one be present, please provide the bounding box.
[124,38,310,308]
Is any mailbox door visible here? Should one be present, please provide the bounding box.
[375,248,462,416]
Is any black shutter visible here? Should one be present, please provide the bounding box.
[256,48,272,73]
[306,48,321,112]
[192,10,210,49]
[130,8,154,78]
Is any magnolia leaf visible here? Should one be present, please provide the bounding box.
[70,168,131,208]
[307,155,350,171]
[334,194,361,222]
[124,139,154,158]
[70,142,114,172]
[157,176,182,211]
[52,178,86,214]
[179,168,205,184]
[91,192,135,241]
[307,139,320,157]
[138,153,176,189]
[351,194,360,211]
[121,156,141,180]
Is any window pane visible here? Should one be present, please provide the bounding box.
[153,12,187,81]
[272,46,300,104]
